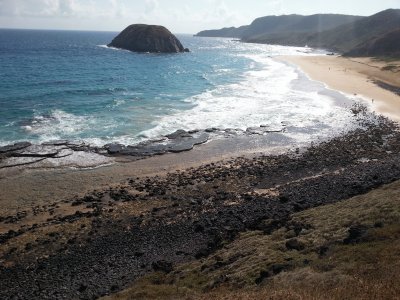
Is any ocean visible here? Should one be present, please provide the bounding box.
[0,29,361,147]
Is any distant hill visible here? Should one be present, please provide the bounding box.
[242,14,363,40]
[195,25,249,38]
[195,9,400,57]
[344,29,400,57]
[195,14,363,39]
[303,9,400,52]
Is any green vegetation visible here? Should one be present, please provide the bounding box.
[105,179,400,300]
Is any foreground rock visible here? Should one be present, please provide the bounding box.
[108,24,189,53]
[105,130,209,156]
[0,141,112,169]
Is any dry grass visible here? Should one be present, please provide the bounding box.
[105,180,400,300]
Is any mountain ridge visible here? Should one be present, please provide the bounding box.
[195,9,400,57]
[196,13,363,39]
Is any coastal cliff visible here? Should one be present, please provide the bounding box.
[108,24,189,53]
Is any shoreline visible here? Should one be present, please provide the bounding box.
[279,55,400,122]
[0,101,378,215]
[1,53,398,219]
[1,114,400,298]
[1,52,398,218]
[2,54,400,298]
[0,132,298,216]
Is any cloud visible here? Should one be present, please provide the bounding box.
[140,0,162,22]
[0,0,126,18]
[0,0,259,33]
[0,0,53,17]
[109,0,127,18]
[188,0,242,28]
[144,0,159,15]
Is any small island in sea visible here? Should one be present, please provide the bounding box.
[108,24,189,53]
[0,5,400,300]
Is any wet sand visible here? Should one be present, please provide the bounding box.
[0,135,292,216]
[280,55,400,121]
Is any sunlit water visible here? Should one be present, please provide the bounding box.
[0,29,360,147]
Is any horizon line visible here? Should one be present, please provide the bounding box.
[0,26,194,35]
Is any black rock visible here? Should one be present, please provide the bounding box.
[108,24,188,53]
[167,133,209,153]
[42,140,69,146]
[0,142,31,153]
[104,143,125,154]
[343,224,369,244]
[255,270,271,284]
[120,144,168,156]
[151,260,173,273]
[285,238,305,251]
[165,130,192,139]
[271,263,291,274]
[13,145,60,158]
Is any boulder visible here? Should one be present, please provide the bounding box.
[108,24,189,53]
[285,238,305,251]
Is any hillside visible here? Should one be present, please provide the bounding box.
[106,179,400,299]
[195,25,248,38]
[196,9,400,56]
[195,13,363,39]
[344,29,400,57]
[306,8,400,52]
[242,14,363,40]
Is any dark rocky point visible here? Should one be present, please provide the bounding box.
[0,142,31,153]
[108,24,189,53]
[285,238,305,251]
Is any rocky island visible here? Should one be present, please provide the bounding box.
[108,24,189,53]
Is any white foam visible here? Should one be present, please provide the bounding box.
[97,44,126,51]
[140,51,354,145]
[5,43,352,149]
[21,109,99,144]
[106,99,126,109]
[97,44,136,54]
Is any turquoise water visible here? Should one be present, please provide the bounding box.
[0,29,357,147]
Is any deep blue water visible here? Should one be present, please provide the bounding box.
[0,29,257,145]
[0,29,356,147]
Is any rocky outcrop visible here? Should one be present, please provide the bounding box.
[108,24,189,53]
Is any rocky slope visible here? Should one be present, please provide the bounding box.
[109,179,400,299]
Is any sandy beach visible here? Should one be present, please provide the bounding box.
[280,55,400,121]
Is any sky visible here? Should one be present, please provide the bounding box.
[0,0,399,33]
